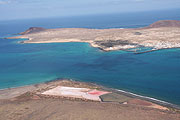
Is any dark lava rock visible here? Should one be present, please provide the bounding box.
[19,27,46,35]
[95,40,138,48]
[134,32,142,35]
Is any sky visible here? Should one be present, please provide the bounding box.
[0,0,180,20]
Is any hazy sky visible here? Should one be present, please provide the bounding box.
[0,0,180,20]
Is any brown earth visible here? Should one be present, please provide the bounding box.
[147,20,180,28]
[0,80,180,120]
[19,27,46,35]
[0,98,180,120]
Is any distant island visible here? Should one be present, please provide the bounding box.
[8,20,180,53]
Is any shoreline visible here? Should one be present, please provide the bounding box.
[1,79,180,120]
[6,37,180,54]
[114,89,180,109]
[6,36,180,54]
[98,85,180,110]
[0,78,179,110]
[6,20,180,54]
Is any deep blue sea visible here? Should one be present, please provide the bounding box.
[0,9,180,105]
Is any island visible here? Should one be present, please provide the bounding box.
[7,20,180,53]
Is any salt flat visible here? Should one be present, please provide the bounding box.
[42,86,110,101]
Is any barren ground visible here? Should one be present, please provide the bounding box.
[0,80,180,120]
[8,20,180,52]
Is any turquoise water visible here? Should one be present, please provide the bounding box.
[0,38,180,105]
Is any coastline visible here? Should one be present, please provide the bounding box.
[114,89,180,109]
[7,30,180,54]
[5,20,180,54]
[0,78,179,110]
[9,37,180,54]
[97,84,180,110]
[8,37,180,55]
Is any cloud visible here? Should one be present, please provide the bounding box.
[0,0,11,4]
[0,0,43,5]
[133,0,144,2]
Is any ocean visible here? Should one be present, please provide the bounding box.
[0,9,180,105]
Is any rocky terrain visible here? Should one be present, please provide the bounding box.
[146,20,180,28]
[19,27,46,35]
[7,20,180,52]
[0,80,180,120]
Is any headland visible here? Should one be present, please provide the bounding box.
[0,79,180,120]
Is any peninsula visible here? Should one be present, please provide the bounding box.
[8,20,180,52]
[0,79,180,120]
